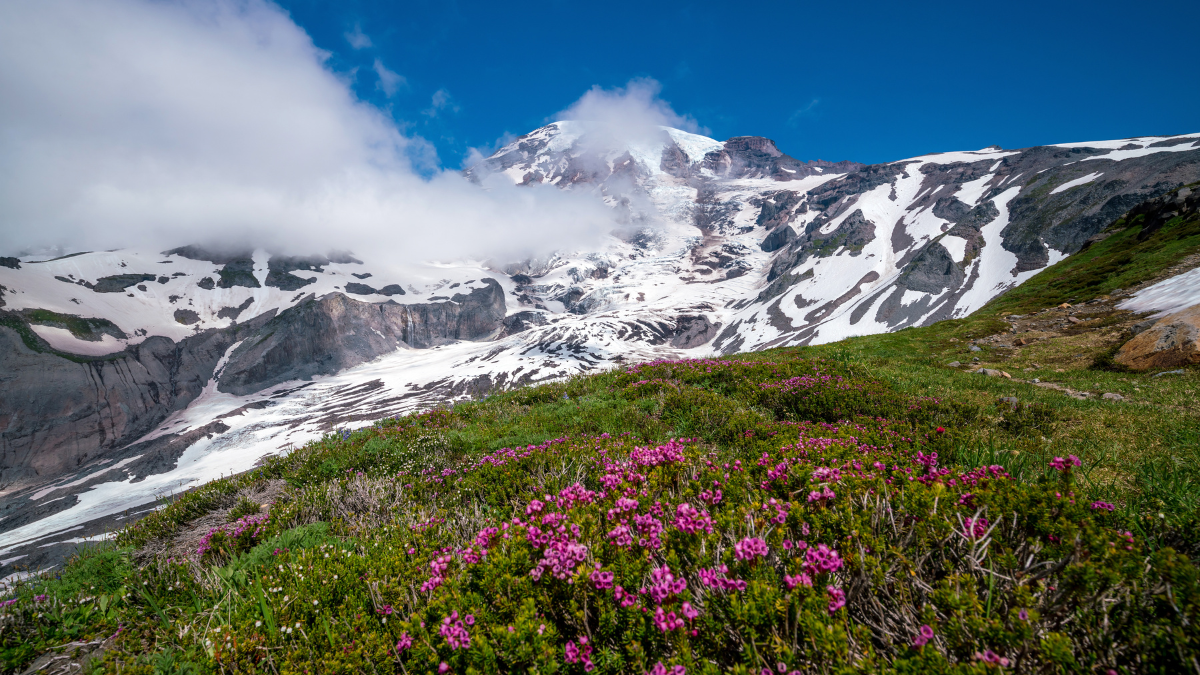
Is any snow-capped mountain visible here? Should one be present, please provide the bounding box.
[2,123,1199,569]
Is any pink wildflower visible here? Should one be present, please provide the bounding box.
[734,536,769,561]
[827,586,846,614]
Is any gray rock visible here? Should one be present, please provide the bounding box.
[173,309,200,325]
[760,224,797,252]
[377,284,406,296]
[344,282,378,295]
[218,280,506,396]
[0,257,20,270]
[265,255,328,290]
[501,310,549,336]
[947,361,961,367]
[92,273,156,293]
[0,280,506,488]
[216,298,254,321]
[1129,319,1156,336]
[0,310,272,487]
[969,345,982,352]
[670,315,720,349]
[897,241,964,294]
[1152,369,1186,377]
[1101,392,1124,401]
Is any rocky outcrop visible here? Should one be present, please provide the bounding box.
[1115,304,1200,370]
[93,273,156,293]
[0,310,270,487]
[702,137,861,182]
[217,280,506,396]
[0,282,506,487]
[670,315,719,348]
[898,241,964,293]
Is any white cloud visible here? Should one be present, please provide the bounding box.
[0,0,618,267]
[555,77,705,154]
[373,58,405,96]
[422,88,459,118]
[344,24,372,50]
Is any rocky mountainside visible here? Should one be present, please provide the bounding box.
[1,125,1198,572]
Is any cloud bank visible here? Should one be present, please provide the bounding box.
[0,0,699,270]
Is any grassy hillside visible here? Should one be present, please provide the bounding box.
[2,192,1199,674]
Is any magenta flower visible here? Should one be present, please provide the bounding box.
[912,624,934,647]
[734,536,769,561]
[804,543,843,573]
[963,517,990,540]
[652,606,685,632]
[439,610,471,649]
[590,570,614,590]
[565,637,595,670]
[826,586,846,614]
[395,633,413,652]
[784,572,812,589]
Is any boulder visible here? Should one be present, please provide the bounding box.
[1114,304,1200,370]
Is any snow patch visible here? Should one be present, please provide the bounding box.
[1119,266,1200,317]
[941,235,968,263]
[29,325,127,356]
[1049,172,1102,195]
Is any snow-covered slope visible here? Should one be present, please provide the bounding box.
[2,124,1199,566]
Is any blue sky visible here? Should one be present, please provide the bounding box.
[279,0,1199,167]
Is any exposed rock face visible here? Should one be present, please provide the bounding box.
[899,241,965,294]
[0,312,268,486]
[1115,304,1200,370]
[217,280,505,395]
[760,225,797,252]
[0,282,506,487]
[501,310,549,336]
[670,315,720,348]
[93,273,156,293]
[165,246,260,289]
[702,137,862,181]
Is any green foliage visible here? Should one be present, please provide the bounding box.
[226,497,261,523]
[5,351,1198,674]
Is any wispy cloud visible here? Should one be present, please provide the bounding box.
[556,77,706,151]
[373,58,405,96]
[344,24,372,50]
[787,98,821,126]
[422,88,459,118]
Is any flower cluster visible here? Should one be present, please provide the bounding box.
[439,610,472,650]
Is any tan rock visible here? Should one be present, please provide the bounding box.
[1115,304,1200,370]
